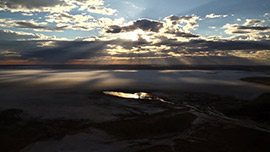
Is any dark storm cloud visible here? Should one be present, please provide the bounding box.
[231,31,250,34]
[106,19,164,33]
[109,37,150,49]
[26,41,107,62]
[0,40,43,54]
[125,19,163,32]
[105,17,199,38]
[0,0,64,10]
[155,38,270,52]
[0,0,115,15]
[165,30,199,38]
[237,26,270,31]
[106,25,122,33]
[0,40,40,61]
[166,15,195,21]
[15,21,68,31]
[204,40,270,51]
[0,36,269,64]
[25,39,270,62]
[0,38,149,62]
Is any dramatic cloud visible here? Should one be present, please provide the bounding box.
[106,19,164,33]
[0,0,270,64]
[46,13,93,23]
[243,19,265,26]
[0,29,48,40]
[223,19,270,41]
[15,21,67,31]
[87,6,116,15]
[0,50,21,59]
[103,16,200,43]
[229,50,270,60]
[164,15,200,32]
[0,0,74,13]
[0,35,269,65]
[0,0,116,15]
[45,13,97,31]
[0,19,68,32]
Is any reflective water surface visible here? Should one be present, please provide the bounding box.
[103,91,174,104]
[0,69,269,100]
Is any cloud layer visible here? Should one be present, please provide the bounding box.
[0,1,269,65]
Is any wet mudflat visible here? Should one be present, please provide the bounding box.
[241,77,270,85]
[0,69,270,152]
[1,91,270,152]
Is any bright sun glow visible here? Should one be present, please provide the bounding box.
[119,29,152,41]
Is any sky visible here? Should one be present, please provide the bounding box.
[0,0,269,65]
